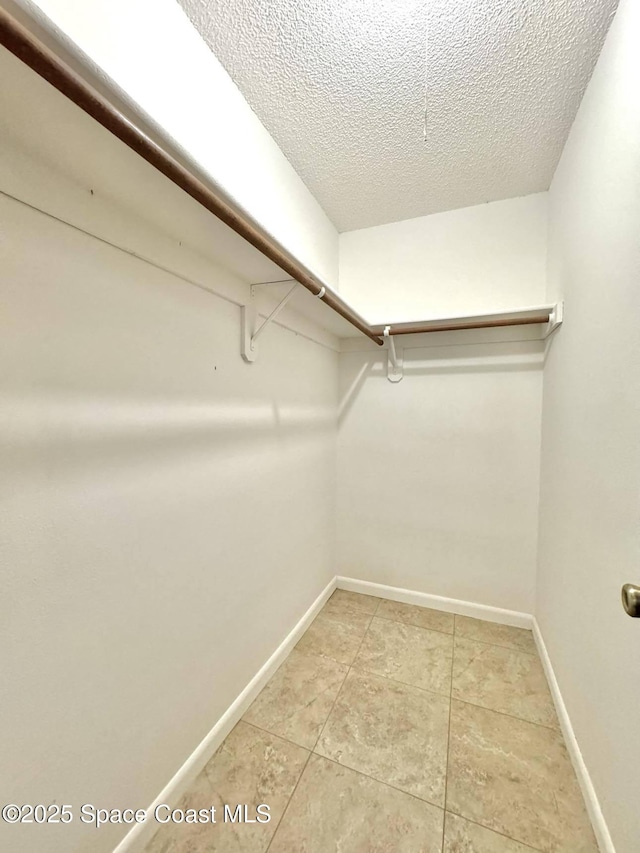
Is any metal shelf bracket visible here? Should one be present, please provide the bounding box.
[241,282,299,362]
[384,326,403,383]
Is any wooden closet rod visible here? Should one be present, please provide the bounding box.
[0,8,558,345]
[370,309,554,336]
[0,7,383,346]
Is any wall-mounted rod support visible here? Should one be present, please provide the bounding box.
[542,301,564,338]
[0,8,565,358]
[251,284,298,347]
[0,7,383,347]
[383,326,398,369]
[383,326,403,383]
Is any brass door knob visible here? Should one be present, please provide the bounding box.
[621,584,640,617]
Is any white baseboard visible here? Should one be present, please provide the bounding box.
[113,576,336,853]
[533,619,614,853]
[336,576,533,629]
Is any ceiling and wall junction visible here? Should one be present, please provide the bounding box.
[180,0,617,231]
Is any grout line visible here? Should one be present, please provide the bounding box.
[251,596,558,850]
[284,645,350,670]
[212,715,547,852]
[147,594,561,852]
[374,612,454,636]
[455,633,540,657]
[444,810,543,851]
[454,614,537,655]
[315,612,375,635]
[307,602,556,728]
[316,605,535,659]
[371,610,537,659]
[243,667,559,752]
[442,612,455,852]
[306,601,377,759]
[309,665,351,753]
[265,626,364,846]
[312,752,446,813]
[264,748,313,853]
[366,614,455,642]
[306,604,453,840]
[349,662,451,701]
[241,597,555,852]
[252,600,555,749]
[309,610,373,753]
[238,719,311,752]
[261,597,357,851]
[335,597,537,658]
[351,608,376,663]
[451,697,561,733]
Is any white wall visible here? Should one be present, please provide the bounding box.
[15,0,339,287]
[0,190,337,853]
[337,334,543,613]
[336,193,548,614]
[339,193,547,323]
[537,0,640,850]
[6,3,635,850]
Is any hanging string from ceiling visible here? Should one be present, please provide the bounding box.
[423,3,430,143]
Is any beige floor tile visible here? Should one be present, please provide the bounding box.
[146,721,308,853]
[452,637,558,728]
[444,812,535,851]
[328,588,380,614]
[295,613,365,665]
[145,769,214,853]
[353,616,453,696]
[455,616,536,654]
[377,598,455,634]
[243,649,348,749]
[269,754,444,852]
[447,701,598,852]
[316,669,449,806]
[319,597,375,632]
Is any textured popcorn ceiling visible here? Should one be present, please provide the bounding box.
[179,0,617,232]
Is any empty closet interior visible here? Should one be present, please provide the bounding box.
[1,0,638,851]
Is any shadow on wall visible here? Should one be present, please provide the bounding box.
[339,338,547,426]
[338,358,374,425]
[2,393,335,481]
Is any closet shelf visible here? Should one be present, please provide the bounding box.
[378,303,562,383]
[371,303,563,337]
[0,10,563,354]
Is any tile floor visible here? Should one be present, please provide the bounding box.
[146,590,598,852]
